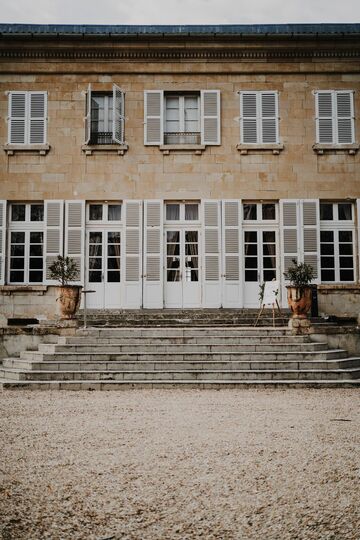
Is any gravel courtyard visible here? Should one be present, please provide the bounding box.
[0,389,359,540]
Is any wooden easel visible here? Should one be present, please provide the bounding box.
[254,280,282,327]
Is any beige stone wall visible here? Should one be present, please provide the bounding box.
[0,286,59,326]
[317,285,360,318]
[0,46,359,202]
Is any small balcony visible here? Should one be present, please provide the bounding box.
[164,132,201,145]
[89,131,114,145]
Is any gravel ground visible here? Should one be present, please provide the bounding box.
[0,389,359,540]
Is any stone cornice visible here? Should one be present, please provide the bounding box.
[0,47,360,61]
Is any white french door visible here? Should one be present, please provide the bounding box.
[243,229,279,307]
[164,228,201,308]
[86,229,122,309]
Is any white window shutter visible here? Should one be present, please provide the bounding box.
[280,200,300,278]
[144,91,163,145]
[29,92,47,144]
[143,200,163,308]
[221,200,242,308]
[44,200,64,285]
[336,91,354,144]
[113,84,125,144]
[261,92,278,143]
[84,84,92,144]
[64,201,85,285]
[123,200,143,308]
[240,92,258,143]
[301,200,320,283]
[8,92,26,144]
[202,200,221,307]
[357,200,360,282]
[316,91,334,144]
[0,201,6,285]
[201,90,220,145]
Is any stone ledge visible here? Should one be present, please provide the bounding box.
[318,284,360,294]
[3,143,50,156]
[160,144,206,155]
[0,285,48,295]
[81,144,128,156]
[313,143,359,155]
[236,143,284,155]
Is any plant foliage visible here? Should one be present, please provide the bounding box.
[48,255,79,286]
[283,258,315,288]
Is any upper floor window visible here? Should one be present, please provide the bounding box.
[320,202,353,221]
[8,92,47,145]
[243,202,277,222]
[87,202,122,222]
[240,91,279,144]
[85,84,124,145]
[144,90,220,147]
[315,90,355,145]
[10,203,44,223]
[165,202,199,222]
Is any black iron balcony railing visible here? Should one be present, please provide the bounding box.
[90,131,114,145]
[164,131,201,145]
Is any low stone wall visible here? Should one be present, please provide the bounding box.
[0,286,59,327]
[317,285,360,319]
[311,325,360,356]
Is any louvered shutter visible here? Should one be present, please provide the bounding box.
[29,92,47,144]
[261,92,278,143]
[123,201,143,308]
[240,92,258,143]
[280,199,300,276]
[316,92,334,144]
[357,200,360,282]
[144,91,163,145]
[44,200,64,285]
[0,201,6,285]
[8,92,26,144]
[202,200,221,307]
[143,200,163,308]
[201,90,221,145]
[84,84,92,144]
[64,201,85,285]
[113,84,125,144]
[222,200,242,308]
[336,91,354,144]
[301,200,320,283]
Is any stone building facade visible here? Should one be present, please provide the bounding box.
[0,23,360,323]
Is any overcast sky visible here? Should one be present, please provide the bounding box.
[1,0,359,25]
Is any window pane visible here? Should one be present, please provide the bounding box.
[321,269,335,281]
[245,270,258,282]
[166,205,180,221]
[167,257,180,269]
[263,257,276,269]
[107,271,120,282]
[339,243,353,255]
[263,231,275,243]
[338,203,352,221]
[264,270,276,281]
[185,204,199,221]
[30,204,44,222]
[11,204,26,222]
[262,204,276,220]
[89,205,103,221]
[11,245,24,256]
[10,258,24,269]
[89,231,102,244]
[244,231,257,243]
[339,257,353,268]
[10,271,24,282]
[339,231,352,243]
[340,269,354,281]
[108,205,121,221]
[321,244,334,255]
[108,258,120,270]
[167,231,180,243]
[243,204,257,220]
[108,245,120,257]
[320,231,334,242]
[108,231,120,244]
[244,244,257,256]
[30,232,43,243]
[29,271,43,282]
[89,244,102,257]
[29,245,43,256]
[89,258,102,270]
[321,256,334,268]
[29,258,43,269]
[320,203,333,220]
[245,257,257,269]
[89,271,102,282]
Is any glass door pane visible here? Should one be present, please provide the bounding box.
[244,231,258,282]
[166,231,181,282]
[262,230,277,281]
[107,231,121,283]
[185,230,199,282]
[88,231,103,282]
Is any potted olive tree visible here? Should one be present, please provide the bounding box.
[284,259,315,319]
[49,255,82,319]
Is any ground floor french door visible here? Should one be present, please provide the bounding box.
[85,229,122,309]
[164,229,201,308]
[243,229,279,308]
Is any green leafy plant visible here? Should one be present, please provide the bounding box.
[48,255,79,286]
[258,282,265,304]
[284,259,315,288]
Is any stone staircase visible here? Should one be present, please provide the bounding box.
[1,322,360,389]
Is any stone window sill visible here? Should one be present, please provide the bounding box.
[236,143,284,155]
[0,285,48,295]
[313,143,359,155]
[81,144,128,156]
[159,144,206,155]
[4,144,50,156]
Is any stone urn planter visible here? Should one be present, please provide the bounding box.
[48,256,82,320]
[286,285,312,319]
[284,259,315,320]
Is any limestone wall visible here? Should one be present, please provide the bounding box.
[0,286,59,326]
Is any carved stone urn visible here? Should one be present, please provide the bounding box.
[286,286,312,319]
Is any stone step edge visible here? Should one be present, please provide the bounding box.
[22,349,347,357]
[1,380,360,389]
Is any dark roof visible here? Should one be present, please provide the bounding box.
[0,23,360,37]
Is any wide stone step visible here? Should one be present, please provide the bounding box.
[38,342,326,354]
[57,335,312,346]
[5,357,360,372]
[76,327,291,338]
[2,367,360,382]
[2,379,360,390]
[19,349,346,363]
